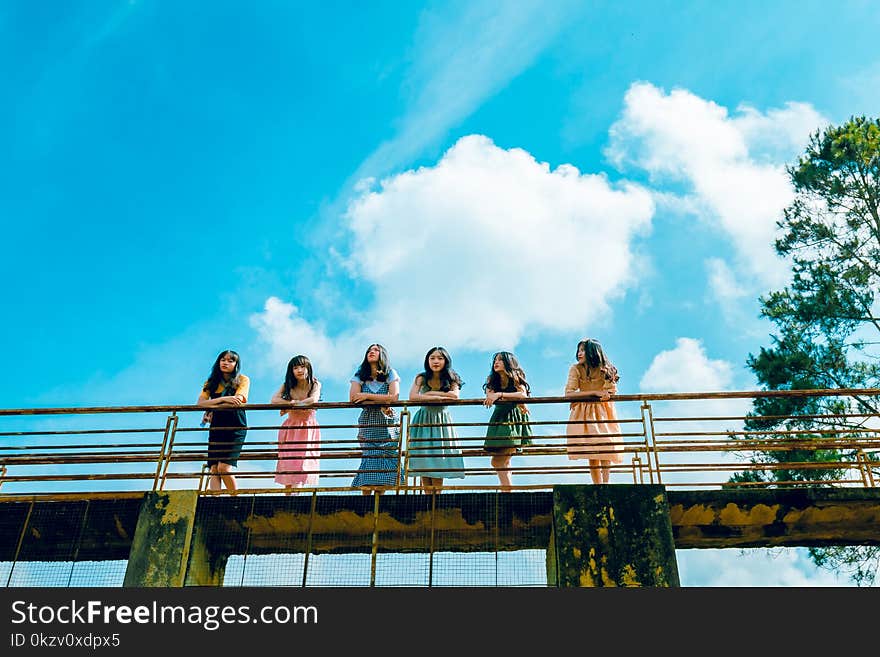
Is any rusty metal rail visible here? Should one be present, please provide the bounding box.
[0,388,877,497]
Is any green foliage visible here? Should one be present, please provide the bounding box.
[741,116,880,585]
[809,546,880,587]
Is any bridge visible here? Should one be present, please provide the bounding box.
[2,389,879,587]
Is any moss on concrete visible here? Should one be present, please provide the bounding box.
[550,484,679,587]
[123,491,198,587]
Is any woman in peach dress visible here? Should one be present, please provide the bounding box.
[564,338,622,484]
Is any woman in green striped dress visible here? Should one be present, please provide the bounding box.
[482,351,532,491]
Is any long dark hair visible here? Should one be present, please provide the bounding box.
[281,355,317,400]
[483,351,530,394]
[418,346,463,392]
[355,343,391,382]
[577,339,619,383]
[203,350,242,396]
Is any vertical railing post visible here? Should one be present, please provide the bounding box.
[856,450,869,487]
[630,456,643,484]
[158,412,179,491]
[857,449,876,487]
[398,407,410,493]
[640,401,661,485]
[493,492,500,585]
[198,465,209,493]
[237,495,257,586]
[66,500,91,587]
[153,412,176,491]
[301,490,317,587]
[6,500,34,587]
[428,491,437,587]
[369,491,380,587]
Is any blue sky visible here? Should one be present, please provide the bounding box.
[3,1,879,586]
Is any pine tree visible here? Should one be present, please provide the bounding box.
[739,116,880,585]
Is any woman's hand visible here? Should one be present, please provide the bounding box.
[483,392,502,407]
[210,395,244,407]
[351,392,367,404]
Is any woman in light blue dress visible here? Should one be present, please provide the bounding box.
[350,343,403,493]
[406,347,465,493]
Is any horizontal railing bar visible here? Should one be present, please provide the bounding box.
[172,419,643,432]
[656,428,880,437]
[2,445,873,467]
[4,388,880,416]
[652,461,857,470]
[654,412,880,422]
[0,428,166,438]
[0,443,166,451]
[0,454,163,465]
[1,473,159,482]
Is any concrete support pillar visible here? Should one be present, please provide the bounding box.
[184,523,229,586]
[548,484,679,587]
[123,491,199,587]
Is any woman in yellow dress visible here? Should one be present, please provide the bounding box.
[564,338,622,484]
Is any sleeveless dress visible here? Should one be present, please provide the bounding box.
[207,383,248,467]
[351,373,403,487]
[564,364,623,463]
[407,383,465,480]
[484,380,533,452]
[275,408,321,487]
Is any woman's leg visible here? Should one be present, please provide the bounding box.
[491,449,515,490]
[600,459,611,484]
[216,462,237,492]
[588,459,602,485]
[207,464,222,491]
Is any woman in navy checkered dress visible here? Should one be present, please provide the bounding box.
[350,344,403,493]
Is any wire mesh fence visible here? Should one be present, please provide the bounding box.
[186,491,553,587]
[0,497,139,587]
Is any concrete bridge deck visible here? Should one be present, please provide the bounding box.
[3,486,879,565]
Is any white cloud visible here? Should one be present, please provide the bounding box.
[249,297,354,381]
[677,548,850,587]
[706,257,749,304]
[606,82,827,289]
[705,258,770,337]
[732,102,827,162]
[640,337,734,393]
[254,134,655,376]
[313,1,586,250]
[639,338,752,487]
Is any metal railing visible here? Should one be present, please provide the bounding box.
[1,388,879,498]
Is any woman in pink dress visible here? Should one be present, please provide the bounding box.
[272,355,322,492]
[564,338,622,484]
